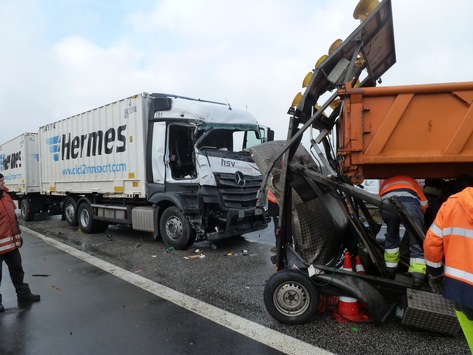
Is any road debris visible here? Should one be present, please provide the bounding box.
[184,254,205,260]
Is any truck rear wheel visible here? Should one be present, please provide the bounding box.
[264,269,318,324]
[77,202,108,233]
[160,206,196,250]
[78,202,94,233]
[20,199,35,221]
[94,220,110,233]
[64,198,78,226]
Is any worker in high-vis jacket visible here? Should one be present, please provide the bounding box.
[424,186,473,351]
[0,173,40,312]
[379,175,428,286]
[267,189,280,253]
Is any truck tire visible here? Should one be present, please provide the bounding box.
[77,202,108,234]
[160,206,196,250]
[64,198,78,226]
[94,221,110,233]
[78,202,94,233]
[264,269,318,324]
[20,199,35,221]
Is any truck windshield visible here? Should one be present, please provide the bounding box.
[196,124,260,152]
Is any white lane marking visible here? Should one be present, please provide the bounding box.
[22,226,332,355]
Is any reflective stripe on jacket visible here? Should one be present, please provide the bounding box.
[0,187,22,255]
[0,234,22,253]
[424,187,473,309]
[267,190,277,204]
[379,175,428,212]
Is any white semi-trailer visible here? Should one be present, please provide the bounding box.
[0,133,41,205]
[1,93,272,249]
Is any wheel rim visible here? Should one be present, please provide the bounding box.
[80,208,90,228]
[273,281,311,317]
[165,216,183,241]
[21,204,28,216]
[65,204,74,221]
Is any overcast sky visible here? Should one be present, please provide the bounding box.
[1,0,473,145]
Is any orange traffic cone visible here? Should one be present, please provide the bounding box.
[342,251,353,272]
[317,292,339,314]
[333,251,369,322]
[355,255,366,275]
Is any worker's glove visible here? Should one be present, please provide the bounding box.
[428,274,443,294]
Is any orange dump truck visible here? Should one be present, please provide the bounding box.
[252,0,467,336]
[339,81,473,184]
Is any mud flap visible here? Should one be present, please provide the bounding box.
[311,272,393,325]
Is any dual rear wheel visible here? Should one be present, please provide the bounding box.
[64,198,78,226]
[77,202,109,233]
[20,199,35,221]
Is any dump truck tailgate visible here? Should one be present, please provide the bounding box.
[338,82,473,183]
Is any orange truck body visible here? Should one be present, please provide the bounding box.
[337,81,473,184]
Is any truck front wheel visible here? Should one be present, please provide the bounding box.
[20,199,35,221]
[160,207,196,250]
[264,269,319,324]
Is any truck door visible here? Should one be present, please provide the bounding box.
[243,126,274,149]
[167,124,196,180]
[150,121,166,184]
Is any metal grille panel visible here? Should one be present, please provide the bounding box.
[249,141,349,264]
[215,173,262,208]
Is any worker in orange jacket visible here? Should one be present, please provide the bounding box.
[0,174,40,312]
[267,189,280,252]
[379,176,428,286]
[424,186,473,351]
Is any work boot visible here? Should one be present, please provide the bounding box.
[411,273,425,287]
[386,267,397,279]
[17,292,41,302]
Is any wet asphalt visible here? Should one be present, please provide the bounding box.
[0,215,470,355]
[0,229,285,355]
